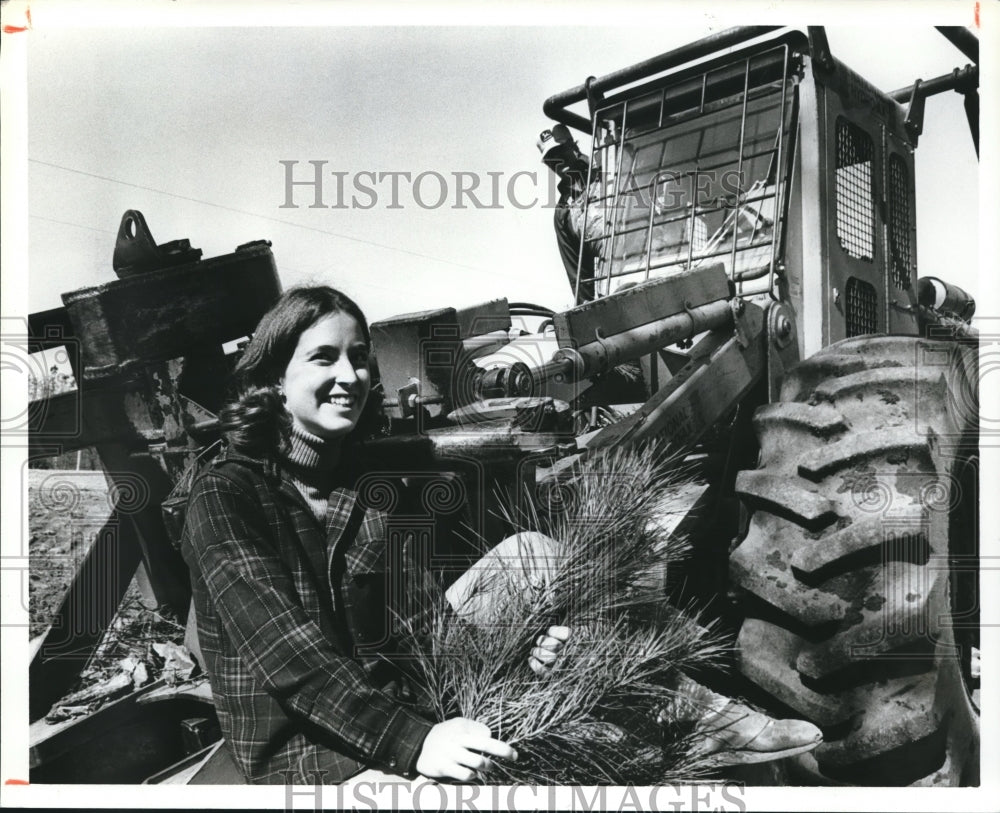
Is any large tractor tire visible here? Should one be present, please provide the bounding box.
[729,335,979,785]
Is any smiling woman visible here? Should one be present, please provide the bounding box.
[280,311,372,440]
[215,287,381,455]
[180,286,567,784]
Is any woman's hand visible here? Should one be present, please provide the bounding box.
[528,625,571,676]
[415,718,517,782]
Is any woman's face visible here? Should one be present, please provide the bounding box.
[281,311,371,441]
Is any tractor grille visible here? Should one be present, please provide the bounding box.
[835,118,875,261]
[888,153,913,289]
[845,276,878,336]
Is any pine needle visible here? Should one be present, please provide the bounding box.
[398,443,732,784]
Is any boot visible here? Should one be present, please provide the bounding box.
[690,699,823,767]
[665,677,823,767]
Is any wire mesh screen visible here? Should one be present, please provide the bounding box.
[835,118,875,262]
[887,153,913,290]
[845,276,878,336]
[576,45,794,299]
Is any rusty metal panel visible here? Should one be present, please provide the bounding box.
[553,262,729,348]
[454,298,511,338]
[370,307,463,419]
[61,243,281,380]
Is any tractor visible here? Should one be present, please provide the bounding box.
[27,26,979,786]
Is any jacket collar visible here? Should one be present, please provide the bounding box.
[214,444,361,558]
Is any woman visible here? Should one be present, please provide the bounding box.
[181,286,568,784]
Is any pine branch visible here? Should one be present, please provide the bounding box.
[398,443,731,784]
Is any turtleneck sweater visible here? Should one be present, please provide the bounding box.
[280,424,342,524]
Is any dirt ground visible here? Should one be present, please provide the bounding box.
[28,468,115,639]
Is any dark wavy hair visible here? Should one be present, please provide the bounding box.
[219,286,382,457]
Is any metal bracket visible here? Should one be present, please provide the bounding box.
[890,64,978,154]
[397,381,419,419]
[731,298,751,349]
[904,79,926,144]
[806,27,835,74]
[584,75,603,131]
[113,210,202,279]
[765,301,800,403]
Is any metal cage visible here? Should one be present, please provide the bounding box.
[575,44,798,301]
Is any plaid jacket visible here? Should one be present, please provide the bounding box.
[180,446,435,785]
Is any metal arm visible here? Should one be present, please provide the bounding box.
[935,26,979,63]
[890,64,978,151]
[890,27,978,151]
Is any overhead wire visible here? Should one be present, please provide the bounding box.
[28,158,498,275]
[28,214,117,235]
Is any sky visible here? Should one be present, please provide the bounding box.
[14,6,990,328]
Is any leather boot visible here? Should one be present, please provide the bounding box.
[690,700,823,766]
